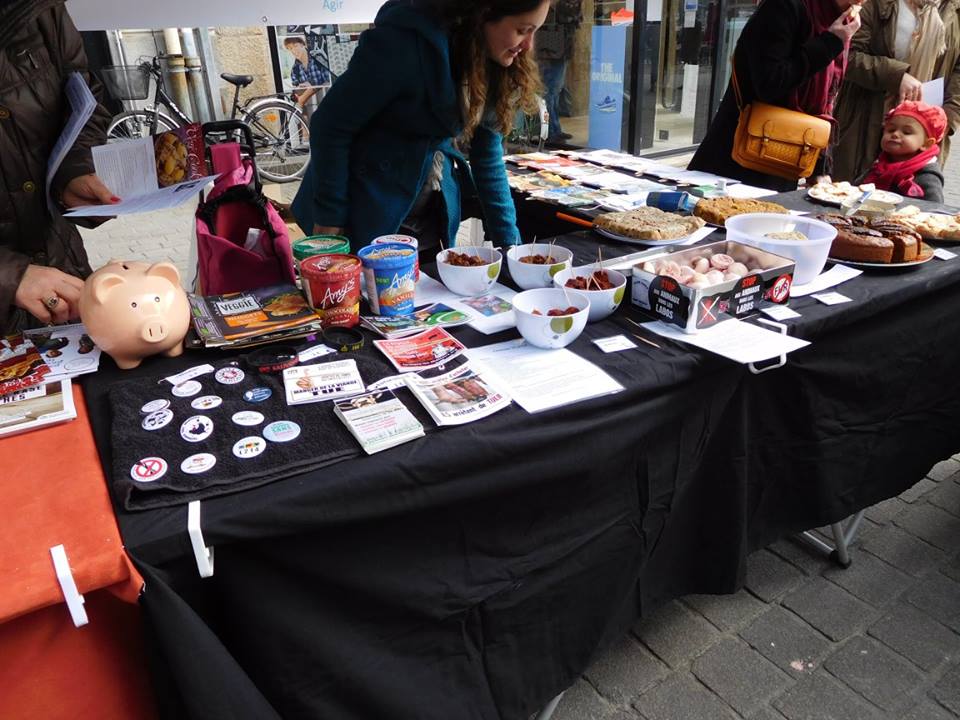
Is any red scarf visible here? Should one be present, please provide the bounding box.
[862,145,941,198]
[789,0,850,119]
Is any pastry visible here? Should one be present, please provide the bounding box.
[594,207,706,240]
[831,227,894,263]
[692,197,789,225]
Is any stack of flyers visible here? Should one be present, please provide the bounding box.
[360,303,469,339]
[454,294,516,335]
[405,363,510,426]
[0,378,77,438]
[333,389,425,454]
[373,327,465,372]
[23,324,101,380]
[0,334,51,396]
[283,359,365,405]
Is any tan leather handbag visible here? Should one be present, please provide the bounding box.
[730,69,832,180]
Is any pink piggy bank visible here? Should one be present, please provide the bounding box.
[79,260,191,370]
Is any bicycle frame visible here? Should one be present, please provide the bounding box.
[142,58,192,132]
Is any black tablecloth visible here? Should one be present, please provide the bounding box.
[82,191,960,720]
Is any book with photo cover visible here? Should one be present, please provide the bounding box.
[283,359,365,405]
[189,284,323,347]
[404,363,510,426]
[0,379,76,438]
[334,389,425,454]
[0,334,51,396]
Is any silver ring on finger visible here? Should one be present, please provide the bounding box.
[44,295,60,309]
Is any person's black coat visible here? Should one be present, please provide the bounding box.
[688,0,844,191]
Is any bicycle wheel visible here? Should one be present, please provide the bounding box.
[244,101,310,183]
[107,110,177,141]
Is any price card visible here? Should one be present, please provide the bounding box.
[593,335,638,353]
[934,248,957,261]
[811,292,853,306]
[761,305,802,321]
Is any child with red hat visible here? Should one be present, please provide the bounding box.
[860,101,947,203]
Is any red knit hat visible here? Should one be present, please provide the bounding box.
[885,101,948,143]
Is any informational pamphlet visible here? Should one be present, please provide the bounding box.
[0,379,76,438]
[283,359,365,405]
[334,389,425,454]
[642,318,810,364]
[23,323,101,381]
[373,327,466,372]
[450,294,517,335]
[405,363,511,426]
[789,264,862,297]
[46,73,97,213]
[360,303,469,339]
[465,339,625,414]
[0,335,51,396]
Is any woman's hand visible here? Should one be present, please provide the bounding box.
[313,225,345,236]
[62,173,119,208]
[828,9,862,42]
[898,72,923,103]
[13,265,85,325]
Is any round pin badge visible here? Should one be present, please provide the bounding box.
[181,453,217,474]
[233,436,267,459]
[243,387,273,403]
[130,457,168,483]
[232,410,265,426]
[141,398,170,414]
[180,415,214,442]
[191,395,223,411]
[263,420,301,443]
[215,366,245,385]
[142,408,174,431]
[172,380,202,397]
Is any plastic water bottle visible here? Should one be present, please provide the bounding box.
[645,191,699,214]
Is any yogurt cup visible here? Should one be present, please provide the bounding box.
[357,243,417,316]
[372,234,419,281]
[292,235,351,267]
[300,253,362,328]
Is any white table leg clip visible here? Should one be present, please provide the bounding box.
[748,319,790,374]
[49,544,88,628]
[187,500,215,578]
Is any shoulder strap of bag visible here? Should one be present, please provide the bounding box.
[731,63,745,113]
[197,184,278,240]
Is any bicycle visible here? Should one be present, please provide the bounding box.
[101,56,311,183]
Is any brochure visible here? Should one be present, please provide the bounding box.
[46,73,97,213]
[405,363,511,426]
[283,359,365,405]
[188,284,323,347]
[642,318,810,364]
[22,323,101,380]
[450,293,517,335]
[334,389,425,454]
[373,327,466,372]
[0,379,76,438]
[0,335,51,396]
[360,303,469,339]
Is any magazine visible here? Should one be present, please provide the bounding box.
[405,363,511,426]
[360,303,469,339]
[373,327,466,372]
[334,389,425,454]
[189,284,323,348]
[283,359,365,405]
[23,323,101,380]
[0,334,51,396]
[0,379,76,438]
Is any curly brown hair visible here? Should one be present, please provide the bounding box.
[423,0,551,142]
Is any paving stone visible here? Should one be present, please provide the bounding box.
[868,602,960,671]
[822,551,912,608]
[745,709,789,720]
[782,577,876,642]
[583,634,670,706]
[768,537,832,576]
[861,525,948,577]
[632,601,722,669]
[900,477,939,503]
[632,672,738,720]
[773,672,878,720]
[943,553,960,583]
[682,590,768,632]
[691,637,791,716]
[822,635,925,712]
[864,496,909,527]
[893,504,960,552]
[927,458,960,482]
[901,699,957,720]
[931,662,960,715]
[905,572,960,633]
[927,480,960,518]
[551,678,615,720]
[745,549,807,603]
[739,606,831,675]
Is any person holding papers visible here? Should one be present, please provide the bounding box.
[0,0,116,333]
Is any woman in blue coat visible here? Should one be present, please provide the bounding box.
[292,0,551,251]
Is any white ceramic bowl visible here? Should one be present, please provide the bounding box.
[506,243,574,290]
[552,267,628,322]
[724,213,837,285]
[435,247,502,296]
[512,288,590,349]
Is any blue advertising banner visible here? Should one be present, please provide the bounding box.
[588,25,628,151]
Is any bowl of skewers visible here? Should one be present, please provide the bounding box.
[552,265,628,322]
[506,242,574,290]
[512,288,590,349]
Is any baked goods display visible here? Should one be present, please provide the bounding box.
[594,207,706,240]
[819,214,927,264]
[889,205,960,240]
[807,180,902,207]
[692,197,789,225]
[639,251,765,289]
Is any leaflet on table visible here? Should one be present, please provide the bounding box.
[415,273,517,334]
[360,303,470,339]
[527,186,610,207]
[789,264,862,297]
[722,183,779,199]
[642,318,810,364]
[22,324,101,380]
[46,73,97,213]
[0,334,51,396]
[65,123,213,217]
[334,389,425,454]
[283,358,365,405]
[0,378,76,438]
[580,171,661,193]
[373,327,466,372]
[647,168,742,186]
[405,363,511,426]
[465,339,625,414]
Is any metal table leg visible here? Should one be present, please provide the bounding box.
[797,509,867,568]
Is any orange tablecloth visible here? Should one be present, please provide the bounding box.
[0,385,156,720]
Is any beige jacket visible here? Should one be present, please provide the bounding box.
[832,0,960,181]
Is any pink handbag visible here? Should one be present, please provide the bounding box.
[195,123,295,295]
